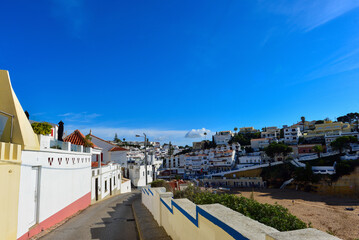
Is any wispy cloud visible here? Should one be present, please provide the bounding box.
[63,126,213,146]
[58,112,101,123]
[261,0,359,32]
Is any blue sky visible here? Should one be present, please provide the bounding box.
[1,0,359,145]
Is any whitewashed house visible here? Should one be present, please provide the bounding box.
[90,133,128,168]
[284,126,302,144]
[213,131,233,145]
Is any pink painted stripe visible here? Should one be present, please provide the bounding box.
[18,192,91,240]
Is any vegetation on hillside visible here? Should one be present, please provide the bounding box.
[330,136,358,154]
[264,142,292,160]
[173,186,307,231]
[150,179,172,192]
[229,132,261,145]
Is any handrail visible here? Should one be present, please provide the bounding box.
[0,110,14,143]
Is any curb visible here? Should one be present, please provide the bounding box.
[132,202,144,240]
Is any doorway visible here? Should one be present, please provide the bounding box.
[29,166,40,226]
[95,178,99,201]
[110,178,112,196]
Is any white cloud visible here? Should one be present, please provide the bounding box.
[62,126,214,146]
[185,128,212,138]
[261,0,359,32]
[64,126,191,145]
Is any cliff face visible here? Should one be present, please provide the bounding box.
[315,166,359,198]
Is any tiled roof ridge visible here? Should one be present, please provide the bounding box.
[63,129,98,148]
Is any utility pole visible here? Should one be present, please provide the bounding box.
[136,133,148,186]
[144,133,148,186]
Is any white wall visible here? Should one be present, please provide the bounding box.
[91,163,122,201]
[121,179,131,193]
[129,164,153,187]
[17,149,91,238]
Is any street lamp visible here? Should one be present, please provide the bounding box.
[136,133,148,186]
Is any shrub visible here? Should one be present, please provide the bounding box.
[173,186,307,231]
[151,180,172,192]
[31,122,52,135]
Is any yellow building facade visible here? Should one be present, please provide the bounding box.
[304,120,351,137]
[0,70,40,239]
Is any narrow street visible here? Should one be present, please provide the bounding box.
[40,191,140,240]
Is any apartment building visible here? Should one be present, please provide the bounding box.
[261,127,280,140]
[284,126,302,144]
[213,131,233,145]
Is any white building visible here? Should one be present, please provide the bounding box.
[238,154,262,165]
[250,138,270,151]
[213,131,233,145]
[208,149,236,172]
[261,127,280,140]
[325,131,359,151]
[128,163,153,187]
[90,133,128,168]
[91,162,131,203]
[284,126,302,144]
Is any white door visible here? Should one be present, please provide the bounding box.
[28,167,39,226]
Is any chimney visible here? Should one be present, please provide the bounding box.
[58,121,64,141]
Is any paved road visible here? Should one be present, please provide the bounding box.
[41,191,140,240]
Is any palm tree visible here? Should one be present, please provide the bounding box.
[234,127,238,135]
[313,145,323,158]
[204,132,207,140]
[301,116,306,132]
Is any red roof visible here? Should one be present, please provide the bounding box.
[63,130,98,148]
[91,162,107,168]
[169,180,187,191]
[109,146,128,152]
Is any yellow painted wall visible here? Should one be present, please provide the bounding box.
[314,166,359,198]
[198,214,235,240]
[0,70,39,150]
[223,168,262,178]
[0,142,22,240]
[0,70,42,239]
[159,201,235,240]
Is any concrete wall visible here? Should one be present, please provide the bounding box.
[17,150,92,239]
[314,166,359,198]
[142,187,341,240]
[120,179,131,194]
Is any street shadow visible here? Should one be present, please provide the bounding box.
[90,193,140,240]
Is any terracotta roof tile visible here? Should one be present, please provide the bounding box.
[109,146,128,152]
[63,130,98,148]
[91,162,107,168]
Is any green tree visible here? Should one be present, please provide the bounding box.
[313,145,324,158]
[264,142,292,161]
[330,136,358,154]
[114,133,120,142]
[31,122,52,135]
